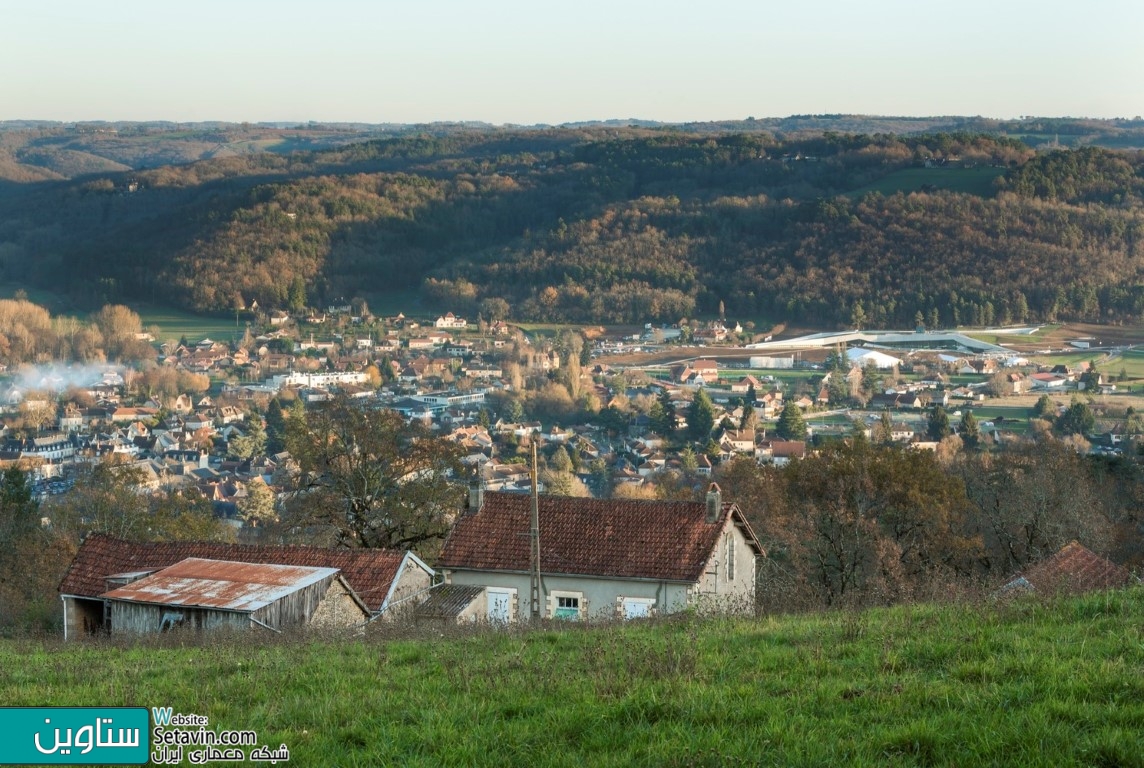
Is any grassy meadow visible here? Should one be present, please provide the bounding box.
[135,305,245,345]
[848,166,1006,198]
[2,590,1142,767]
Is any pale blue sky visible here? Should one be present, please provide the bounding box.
[2,0,1141,124]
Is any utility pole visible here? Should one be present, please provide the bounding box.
[530,440,541,620]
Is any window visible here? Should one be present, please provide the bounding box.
[724,533,736,582]
[555,596,580,620]
[621,597,654,619]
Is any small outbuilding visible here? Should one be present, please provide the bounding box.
[99,557,370,634]
[58,534,434,639]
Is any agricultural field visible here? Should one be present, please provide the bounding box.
[848,166,1006,198]
[2,591,1141,767]
[135,305,246,345]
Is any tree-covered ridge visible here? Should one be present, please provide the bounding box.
[999,146,1144,204]
[1,130,1143,325]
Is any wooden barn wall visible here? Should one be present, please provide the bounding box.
[251,574,337,630]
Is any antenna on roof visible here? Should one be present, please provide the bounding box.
[530,440,541,620]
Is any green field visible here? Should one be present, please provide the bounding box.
[363,289,434,319]
[1105,348,1144,380]
[3,591,1141,767]
[849,166,1006,198]
[135,305,245,344]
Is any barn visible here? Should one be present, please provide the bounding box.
[99,557,371,634]
[58,534,434,639]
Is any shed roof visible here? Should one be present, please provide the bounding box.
[100,558,340,613]
[59,534,408,612]
[413,583,486,619]
[438,491,762,583]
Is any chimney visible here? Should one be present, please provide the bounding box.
[706,482,722,523]
[468,478,484,512]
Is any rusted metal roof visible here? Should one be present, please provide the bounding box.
[58,534,409,612]
[99,557,340,613]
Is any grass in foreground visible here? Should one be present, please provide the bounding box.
[2,591,1142,767]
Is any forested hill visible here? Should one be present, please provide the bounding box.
[1,127,1143,327]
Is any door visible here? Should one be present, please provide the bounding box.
[487,590,511,623]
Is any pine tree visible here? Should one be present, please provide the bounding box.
[687,389,716,442]
[1032,395,1054,419]
[238,477,277,527]
[959,410,980,449]
[777,401,808,441]
[927,406,952,441]
[740,402,756,430]
[653,389,676,438]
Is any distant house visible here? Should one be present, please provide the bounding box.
[435,313,468,330]
[869,393,922,410]
[890,423,915,442]
[729,376,762,395]
[999,541,1137,596]
[757,439,806,466]
[1029,372,1068,390]
[720,428,756,456]
[57,534,434,639]
[673,359,719,386]
[434,485,763,622]
[958,359,999,375]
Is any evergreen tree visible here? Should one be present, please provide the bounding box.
[229,416,267,460]
[927,406,952,441]
[588,458,611,499]
[740,402,756,430]
[874,409,894,444]
[1055,398,1095,436]
[687,389,716,442]
[959,410,980,449]
[287,276,307,313]
[680,446,699,473]
[238,477,277,527]
[777,401,808,441]
[264,398,288,453]
[549,445,573,473]
[652,389,676,438]
[1032,394,1054,419]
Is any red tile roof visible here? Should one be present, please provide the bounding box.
[438,492,762,583]
[59,534,407,611]
[1014,541,1135,595]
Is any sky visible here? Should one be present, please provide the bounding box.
[2,0,1142,124]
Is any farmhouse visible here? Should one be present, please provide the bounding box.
[58,534,433,639]
[430,485,763,623]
